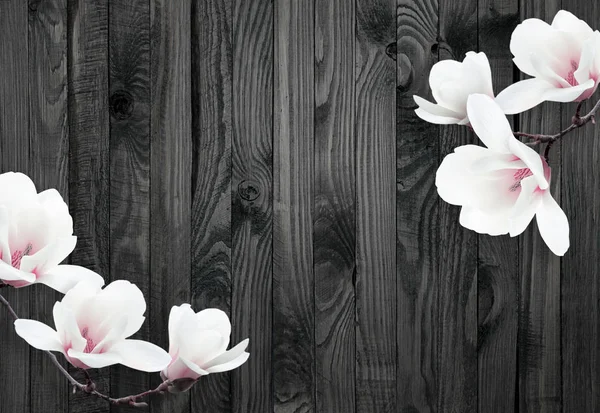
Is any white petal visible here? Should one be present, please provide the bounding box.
[165,356,208,380]
[53,302,86,353]
[60,280,104,320]
[37,189,73,239]
[67,349,122,369]
[469,154,526,174]
[459,206,511,236]
[413,96,464,124]
[19,236,77,276]
[181,330,226,366]
[508,176,543,236]
[205,352,250,374]
[202,338,250,372]
[507,140,548,190]
[510,19,558,77]
[466,94,513,153]
[14,319,64,353]
[168,304,194,355]
[36,265,105,294]
[495,79,555,115]
[110,339,172,372]
[429,59,466,112]
[196,309,231,339]
[0,260,36,283]
[536,191,570,256]
[543,79,596,103]
[93,280,147,338]
[0,172,38,205]
[551,10,593,36]
[464,51,494,97]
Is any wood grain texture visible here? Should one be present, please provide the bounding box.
[273,1,315,412]
[355,0,397,411]
[437,2,478,412]
[28,0,69,411]
[516,3,562,413]
[230,0,273,411]
[561,3,600,413]
[149,0,192,412]
[0,1,31,413]
[67,0,111,412]
[477,1,520,412]
[190,0,233,410]
[396,0,439,412]
[108,0,151,410]
[314,0,356,411]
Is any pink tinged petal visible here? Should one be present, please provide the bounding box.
[110,339,172,372]
[53,302,86,353]
[507,139,548,190]
[0,206,11,265]
[202,338,250,373]
[35,265,105,295]
[459,206,511,236]
[508,176,543,237]
[165,356,208,381]
[469,154,527,174]
[91,314,129,354]
[60,280,104,322]
[0,260,36,283]
[413,95,464,125]
[19,236,77,276]
[466,94,513,153]
[14,319,64,353]
[67,349,122,369]
[551,10,593,35]
[536,191,570,256]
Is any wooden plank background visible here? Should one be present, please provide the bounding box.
[0,0,598,412]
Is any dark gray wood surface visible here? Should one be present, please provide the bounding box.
[0,1,598,412]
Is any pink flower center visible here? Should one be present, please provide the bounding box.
[509,168,533,192]
[10,243,33,269]
[566,60,579,87]
[81,327,96,353]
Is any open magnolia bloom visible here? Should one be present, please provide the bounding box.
[0,172,103,293]
[496,10,600,114]
[413,51,494,124]
[14,279,171,372]
[436,94,569,256]
[161,304,249,391]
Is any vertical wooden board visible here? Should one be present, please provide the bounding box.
[273,0,314,412]
[561,3,600,413]
[149,0,192,412]
[28,0,69,411]
[67,0,111,412]
[396,0,439,411]
[517,3,562,413]
[109,0,151,410]
[355,0,396,411]
[437,1,478,412]
[314,0,356,411]
[0,1,30,413]
[230,0,273,411]
[190,0,233,411]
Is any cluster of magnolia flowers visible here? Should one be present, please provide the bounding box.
[0,173,249,402]
[414,10,600,256]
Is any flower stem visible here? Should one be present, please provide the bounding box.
[0,290,171,408]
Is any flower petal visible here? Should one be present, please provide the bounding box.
[551,10,593,36]
[205,352,250,374]
[19,236,77,276]
[14,319,64,353]
[0,260,36,283]
[165,356,208,381]
[413,95,464,125]
[93,280,146,338]
[167,304,193,355]
[536,191,570,256]
[53,301,86,353]
[36,265,105,295]
[508,176,543,236]
[203,338,250,372]
[67,349,122,369]
[459,206,511,236]
[507,140,548,190]
[110,339,172,372]
[0,172,38,206]
[466,94,513,153]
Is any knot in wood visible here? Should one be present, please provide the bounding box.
[238,180,260,202]
[385,42,397,61]
[110,90,134,120]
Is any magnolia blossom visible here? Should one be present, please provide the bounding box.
[161,304,249,388]
[496,10,600,114]
[0,172,103,293]
[436,94,569,256]
[413,52,494,124]
[14,279,171,371]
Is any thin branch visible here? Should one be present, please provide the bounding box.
[0,290,171,408]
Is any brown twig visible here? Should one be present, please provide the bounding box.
[0,290,170,408]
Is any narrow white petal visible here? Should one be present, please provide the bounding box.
[536,191,570,256]
[508,176,543,236]
[466,94,513,153]
[464,51,494,97]
[14,319,64,353]
[0,261,36,283]
[205,352,250,374]
[67,349,122,369]
[168,304,194,355]
[413,96,463,125]
[35,265,104,294]
[202,339,250,371]
[110,339,172,372]
[495,79,555,115]
[53,302,86,353]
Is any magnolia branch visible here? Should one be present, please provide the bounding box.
[0,288,169,408]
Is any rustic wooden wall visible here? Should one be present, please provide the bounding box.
[0,0,597,412]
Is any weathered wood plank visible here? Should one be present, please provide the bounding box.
[0,1,31,412]
[28,0,69,411]
[190,0,233,410]
[67,0,111,411]
[355,1,397,411]
[476,1,520,412]
[273,0,315,411]
[230,0,273,411]
[396,0,439,411]
[108,0,151,410]
[149,0,192,412]
[517,2,562,413]
[314,0,356,411]
[561,2,600,413]
[437,1,478,412]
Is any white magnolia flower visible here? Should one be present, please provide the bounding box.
[413,51,494,124]
[436,94,569,256]
[496,10,600,114]
[0,172,103,293]
[14,280,171,372]
[162,304,249,386]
